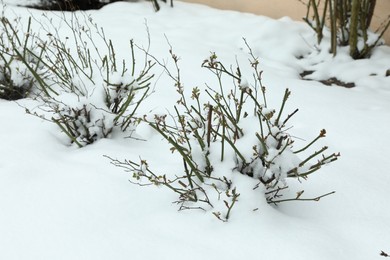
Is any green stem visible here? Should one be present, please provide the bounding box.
[294,129,325,154]
[299,146,328,167]
[269,191,335,204]
[150,123,204,183]
[275,88,290,126]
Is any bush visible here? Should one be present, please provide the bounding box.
[108,42,339,221]
[1,10,154,146]
[304,0,390,58]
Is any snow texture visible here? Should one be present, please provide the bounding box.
[0,1,390,260]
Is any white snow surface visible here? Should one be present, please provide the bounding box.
[1,1,390,260]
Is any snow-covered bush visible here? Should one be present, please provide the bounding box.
[38,13,154,146]
[109,46,340,221]
[304,0,389,58]
[1,10,154,146]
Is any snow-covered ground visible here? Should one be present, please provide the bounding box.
[1,1,390,259]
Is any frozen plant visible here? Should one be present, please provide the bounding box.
[201,48,339,204]
[109,43,339,221]
[5,10,156,146]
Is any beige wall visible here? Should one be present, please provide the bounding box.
[179,0,390,44]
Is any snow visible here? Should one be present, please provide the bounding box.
[1,1,390,259]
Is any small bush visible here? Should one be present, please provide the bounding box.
[1,10,154,146]
[109,42,339,221]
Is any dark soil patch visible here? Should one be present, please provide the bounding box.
[23,0,170,11]
[299,70,314,78]
[300,70,355,88]
[0,85,30,101]
[319,77,355,88]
